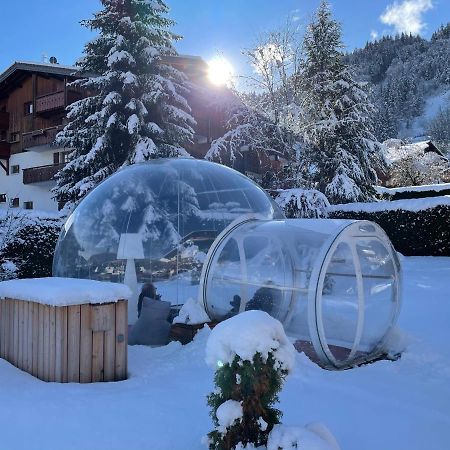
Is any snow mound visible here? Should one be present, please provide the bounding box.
[0,277,131,306]
[205,310,296,372]
[267,423,341,450]
[173,297,210,325]
[216,400,243,434]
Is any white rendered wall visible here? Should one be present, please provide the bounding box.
[0,147,60,212]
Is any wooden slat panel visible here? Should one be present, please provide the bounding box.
[103,304,116,382]
[91,304,114,332]
[0,300,5,359]
[115,300,128,381]
[79,305,92,383]
[26,302,33,373]
[43,305,50,382]
[6,300,10,360]
[67,305,81,383]
[91,331,104,383]
[31,302,39,377]
[8,300,14,363]
[13,300,19,367]
[6,299,14,362]
[17,301,25,369]
[22,302,30,372]
[62,307,68,383]
[37,304,45,380]
[49,307,56,382]
[55,308,64,382]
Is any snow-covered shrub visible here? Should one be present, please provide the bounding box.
[274,189,330,218]
[0,210,62,279]
[329,196,450,256]
[205,311,295,450]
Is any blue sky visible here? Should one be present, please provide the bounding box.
[1,0,449,75]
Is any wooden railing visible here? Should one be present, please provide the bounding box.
[23,163,64,184]
[35,89,83,114]
[0,141,11,159]
[35,91,65,114]
[22,126,61,150]
[0,111,9,130]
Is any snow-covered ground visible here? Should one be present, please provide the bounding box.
[0,256,449,450]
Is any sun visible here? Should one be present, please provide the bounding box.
[208,56,234,86]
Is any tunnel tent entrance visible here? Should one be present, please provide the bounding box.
[200,217,401,370]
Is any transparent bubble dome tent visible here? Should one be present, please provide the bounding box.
[53,159,401,369]
[53,159,283,322]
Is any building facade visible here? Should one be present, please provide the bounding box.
[0,61,84,212]
[0,56,280,213]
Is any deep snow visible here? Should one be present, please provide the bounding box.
[0,256,449,450]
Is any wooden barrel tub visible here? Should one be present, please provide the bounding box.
[0,278,131,383]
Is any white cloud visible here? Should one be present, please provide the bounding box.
[370,30,379,41]
[380,0,433,35]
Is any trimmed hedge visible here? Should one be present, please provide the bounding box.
[329,202,450,256]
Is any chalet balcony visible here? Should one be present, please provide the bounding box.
[23,163,64,185]
[22,126,62,150]
[35,90,82,115]
[0,141,11,159]
[0,111,9,130]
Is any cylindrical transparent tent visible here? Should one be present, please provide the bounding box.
[200,218,401,369]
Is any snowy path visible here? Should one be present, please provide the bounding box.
[0,257,449,450]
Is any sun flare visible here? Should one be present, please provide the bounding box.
[208,56,234,86]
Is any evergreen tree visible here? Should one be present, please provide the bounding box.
[300,1,386,204]
[54,0,195,210]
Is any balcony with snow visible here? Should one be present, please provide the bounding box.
[50,158,401,370]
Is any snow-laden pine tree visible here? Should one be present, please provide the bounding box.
[54,0,195,210]
[300,1,386,204]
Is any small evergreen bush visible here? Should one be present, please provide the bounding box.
[205,311,295,450]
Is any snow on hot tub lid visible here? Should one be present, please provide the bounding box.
[0,277,131,307]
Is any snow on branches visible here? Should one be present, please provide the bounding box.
[54,0,195,210]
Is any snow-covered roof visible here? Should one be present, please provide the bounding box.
[0,61,78,85]
[383,139,444,165]
[0,278,131,306]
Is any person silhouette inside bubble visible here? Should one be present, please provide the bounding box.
[245,283,278,315]
[224,294,241,319]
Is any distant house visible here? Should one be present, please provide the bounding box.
[380,139,449,186]
[383,139,447,165]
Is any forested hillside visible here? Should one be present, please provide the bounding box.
[346,23,450,149]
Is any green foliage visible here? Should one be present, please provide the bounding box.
[330,203,450,256]
[207,352,288,450]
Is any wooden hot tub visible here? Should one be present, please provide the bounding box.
[0,278,130,383]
